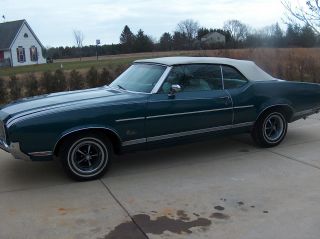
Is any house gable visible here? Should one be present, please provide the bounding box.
[10,21,44,50]
[0,20,24,50]
[10,21,46,66]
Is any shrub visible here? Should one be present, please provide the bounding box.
[41,71,55,94]
[54,69,67,92]
[98,67,114,86]
[24,73,39,97]
[9,75,22,100]
[114,65,128,78]
[0,77,7,104]
[69,69,85,90]
[86,67,98,88]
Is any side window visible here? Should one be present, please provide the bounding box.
[16,46,25,63]
[30,46,38,61]
[222,66,248,89]
[160,64,223,93]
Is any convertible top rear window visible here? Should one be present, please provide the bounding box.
[110,64,166,93]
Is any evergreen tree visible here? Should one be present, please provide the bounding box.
[159,32,173,51]
[172,31,188,50]
[300,25,316,47]
[286,24,301,46]
[197,28,211,40]
[272,23,284,47]
[120,25,135,53]
[134,29,154,52]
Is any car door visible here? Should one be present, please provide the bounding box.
[146,64,233,142]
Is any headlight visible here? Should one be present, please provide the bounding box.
[0,121,6,142]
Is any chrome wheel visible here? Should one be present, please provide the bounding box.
[263,113,286,143]
[67,137,108,177]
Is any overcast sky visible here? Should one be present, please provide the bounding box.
[1,0,287,47]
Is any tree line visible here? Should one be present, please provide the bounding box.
[45,18,320,60]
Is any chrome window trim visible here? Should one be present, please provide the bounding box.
[111,88,153,95]
[148,97,226,103]
[151,66,173,94]
[108,64,171,95]
[220,65,225,90]
[122,121,254,146]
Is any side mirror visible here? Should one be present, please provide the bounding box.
[171,84,181,93]
[168,84,181,98]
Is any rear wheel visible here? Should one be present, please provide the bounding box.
[59,133,112,181]
[251,111,288,148]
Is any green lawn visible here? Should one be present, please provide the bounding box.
[0,57,144,77]
[0,50,199,77]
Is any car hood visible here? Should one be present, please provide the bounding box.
[0,87,138,123]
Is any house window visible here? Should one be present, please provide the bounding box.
[16,47,25,63]
[30,46,38,61]
[24,33,28,38]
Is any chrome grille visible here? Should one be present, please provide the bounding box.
[0,121,5,142]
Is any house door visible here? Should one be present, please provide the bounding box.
[0,51,4,60]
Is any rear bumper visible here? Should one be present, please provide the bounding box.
[0,140,31,161]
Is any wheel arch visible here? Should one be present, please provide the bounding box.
[53,127,122,157]
[256,104,295,123]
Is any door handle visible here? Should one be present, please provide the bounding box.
[219,96,231,105]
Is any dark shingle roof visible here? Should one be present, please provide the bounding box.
[0,20,25,50]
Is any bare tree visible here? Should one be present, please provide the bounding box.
[282,0,320,34]
[177,19,199,48]
[223,20,249,44]
[73,30,84,61]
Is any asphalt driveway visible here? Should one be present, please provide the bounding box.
[1,115,320,239]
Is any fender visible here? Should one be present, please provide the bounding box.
[52,125,122,155]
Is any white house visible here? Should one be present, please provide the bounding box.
[0,19,46,67]
[201,32,226,45]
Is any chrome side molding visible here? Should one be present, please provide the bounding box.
[122,121,254,146]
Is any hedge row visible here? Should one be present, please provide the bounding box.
[0,65,128,104]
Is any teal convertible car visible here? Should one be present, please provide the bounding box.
[1,57,320,180]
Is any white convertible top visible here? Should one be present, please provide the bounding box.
[135,57,276,81]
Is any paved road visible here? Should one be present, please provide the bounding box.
[1,115,320,239]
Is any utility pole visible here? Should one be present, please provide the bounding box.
[96,39,100,61]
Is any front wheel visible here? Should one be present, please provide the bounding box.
[251,111,288,148]
[59,133,112,181]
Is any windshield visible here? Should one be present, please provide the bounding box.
[110,64,167,93]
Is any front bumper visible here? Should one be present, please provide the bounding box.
[0,140,31,161]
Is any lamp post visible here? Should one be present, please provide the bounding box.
[96,39,100,61]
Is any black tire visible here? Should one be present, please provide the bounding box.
[59,133,112,181]
[251,111,288,148]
